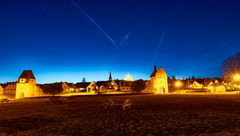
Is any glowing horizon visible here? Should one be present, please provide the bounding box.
[0,71,149,84]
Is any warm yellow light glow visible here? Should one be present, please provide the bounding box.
[124,73,134,81]
[175,81,183,88]
[233,74,240,82]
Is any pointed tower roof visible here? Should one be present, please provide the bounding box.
[156,67,167,77]
[150,65,157,78]
[109,72,112,81]
[19,70,35,79]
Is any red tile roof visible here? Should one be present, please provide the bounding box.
[19,70,35,79]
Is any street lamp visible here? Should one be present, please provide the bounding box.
[233,74,240,82]
[175,81,183,89]
[233,74,240,87]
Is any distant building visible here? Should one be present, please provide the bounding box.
[65,83,77,92]
[203,79,213,87]
[186,78,227,93]
[119,81,132,92]
[185,80,192,88]
[96,81,107,93]
[207,80,226,93]
[106,72,118,91]
[83,73,124,93]
[87,81,98,92]
[76,82,90,92]
[145,65,168,94]
[16,70,42,99]
[82,77,86,83]
[40,82,78,94]
[62,82,71,93]
[4,82,16,99]
[191,81,203,89]
[0,84,4,95]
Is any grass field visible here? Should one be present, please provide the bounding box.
[1,94,240,135]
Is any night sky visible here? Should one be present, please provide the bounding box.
[0,0,240,83]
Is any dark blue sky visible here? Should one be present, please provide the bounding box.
[0,0,240,83]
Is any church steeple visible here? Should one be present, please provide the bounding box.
[154,64,157,71]
[109,72,112,81]
[150,65,157,78]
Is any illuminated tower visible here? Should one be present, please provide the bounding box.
[150,65,157,78]
[107,72,118,91]
[145,65,168,94]
[16,70,40,99]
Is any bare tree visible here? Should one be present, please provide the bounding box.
[223,53,240,81]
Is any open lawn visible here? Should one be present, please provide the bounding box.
[1,94,240,135]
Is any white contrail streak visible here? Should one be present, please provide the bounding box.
[154,30,166,55]
[152,0,180,61]
[119,33,131,47]
[70,0,118,49]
